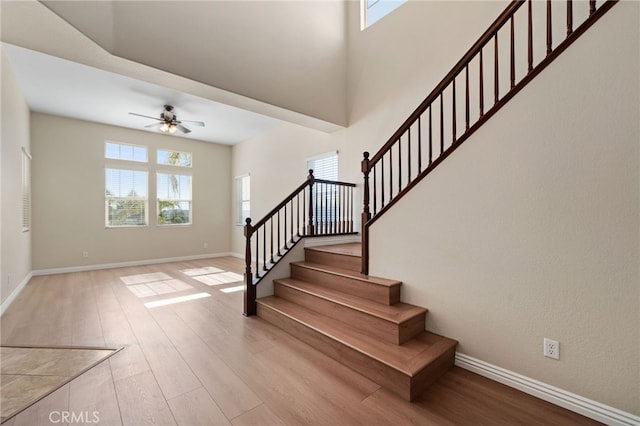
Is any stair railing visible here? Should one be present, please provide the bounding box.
[361,0,618,274]
[244,170,356,315]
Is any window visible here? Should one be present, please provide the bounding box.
[21,147,32,232]
[307,152,338,227]
[235,175,250,225]
[157,172,192,225]
[157,149,192,167]
[362,0,407,29]
[307,151,338,181]
[105,168,148,227]
[105,141,147,162]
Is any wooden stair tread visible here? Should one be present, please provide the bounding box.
[306,243,362,258]
[292,261,401,288]
[274,277,426,324]
[257,296,457,377]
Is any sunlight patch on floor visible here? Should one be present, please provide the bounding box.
[144,292,211,308]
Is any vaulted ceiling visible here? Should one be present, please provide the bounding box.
[1,0,348,145]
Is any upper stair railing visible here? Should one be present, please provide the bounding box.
[244,170,356,315]
[361,0,618,274]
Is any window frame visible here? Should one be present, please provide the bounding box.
[156,171,193,226]
[361,0,407,29]
[105,167,149,228]
[105,141,148,163]
[307,151,338,181]
[235,174,251,226]
[157,149,193,168]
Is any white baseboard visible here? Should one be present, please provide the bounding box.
[455,353,640,426]
[1,272,33,316]
[32,252,234,276]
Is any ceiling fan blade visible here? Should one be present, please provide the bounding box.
[180,120,205,127]
[129,112,162,121]
[145,122,164,129]
[176,124,191,134]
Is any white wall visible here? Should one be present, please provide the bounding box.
[1,47,32,307]
[367,2,640,415]
[230,123,345,255]
[31,113,232,271]
[230,0,639,416]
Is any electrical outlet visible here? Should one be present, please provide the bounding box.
[544,338,560,360]
[82,250,89,258]
[203,242,208,249]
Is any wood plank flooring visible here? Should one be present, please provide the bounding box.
[0,257,600,425]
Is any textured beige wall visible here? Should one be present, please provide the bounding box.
[230,0,639,415]
[1,46,32,305]
[31,113,232,270]
[367,2,639,414]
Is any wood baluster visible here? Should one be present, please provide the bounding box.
[255,229,260,279]
[479,49,485,116]
[373,166,377,215]
[528,0,533,73]
[270,217,275,263]
[589,0,596,16]
[398,137,402,192]
[494,33,499,104]
[510,16,515,88]
[307,170,314,235]
[243,218,255,316]
[290,199,294,242]
[407,128,412,184]
[389,148,393,201]
[465,64,470,131]
[381,154,385,208]
[452,78,457,142]
[349,186,354,232]
[429,106,433,165]
[567,0,573,36]
[324,183,329,234]
[262,225,267,272]
[547,0,552,55]
[440,93,444,154]
[283,204,288,249]
[418,116,422,173]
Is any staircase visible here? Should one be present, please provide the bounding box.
[256,243,458,401]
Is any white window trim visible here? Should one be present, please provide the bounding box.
[105,141,148,163]
[105,167,149,228]
[157,149,193,168]
[235,174,250,226]
[307,150,339,181]
[157,171,193,226]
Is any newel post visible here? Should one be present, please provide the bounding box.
[243,218,256,316]
[361,152,371,275]
[307,169,315,235]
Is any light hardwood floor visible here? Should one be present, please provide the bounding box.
[0,257,600,425]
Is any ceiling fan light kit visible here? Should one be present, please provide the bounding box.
[129,105,205,135]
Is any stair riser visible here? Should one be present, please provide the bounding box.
[291,264,400,305]
[304,249,361,272]
[274,282,424,345]
[257,302,412,400]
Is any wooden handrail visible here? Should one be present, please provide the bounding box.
[244,171,357,316]
[361,0,618,274]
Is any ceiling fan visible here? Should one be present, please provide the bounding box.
[129,105,205,134]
